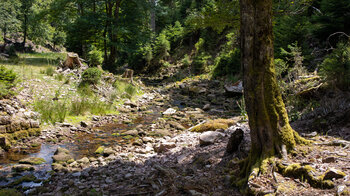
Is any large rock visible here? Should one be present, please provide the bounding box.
[199,131,225,146]
[12,164,35,172]
[224,80,243,95]
[154,142,176,153]
[52,147,73,163]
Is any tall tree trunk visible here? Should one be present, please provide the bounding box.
[3,25,7,43]
[106,0,121,68]
[240,0,308,175]
[150,0,156,32]
[22,13,27,48]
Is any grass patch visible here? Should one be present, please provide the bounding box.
[33,99,68,124]
[113,80,141,100]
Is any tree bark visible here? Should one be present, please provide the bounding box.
[150,0,156,32]
[240,0,307,174]
[22,13,27,48]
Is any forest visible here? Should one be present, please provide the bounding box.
[0,0,349,195]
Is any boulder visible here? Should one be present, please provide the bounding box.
[199,131,225,146]
[224,80,243,95]
[52,147,73,163]
[12,164,35,172]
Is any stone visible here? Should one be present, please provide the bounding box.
[62,123,72,127]
[121,130,138,136]
[142,137,154,143]
[12,164,35,172]
[153,129,172,137]
[53,147,73,163]
[224,80,243,94]
[337,185,348,196]
[92,116,99,121]
[199,131,225,146]
[301,131,317,138]
[203,104,211,111]
[168,121,185,131]
[30,120,40,128]
[19,157,45,165]
[226,129,244,153]
[77,157,90,164]
[154,142,176,153]
[322,157,336,163]
[0,116,11,125]
[0,126,6,133]
[72,172,81,177]
[0,136,10,149]
[20,120,31,129]
[163,108,176,115]
[80,121,88,128]
[103,147,115,156]
[323,168,346,180]
[124,100,138,108]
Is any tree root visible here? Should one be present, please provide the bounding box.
[276,162,335,189]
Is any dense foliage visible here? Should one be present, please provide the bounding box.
[0,0,349,84]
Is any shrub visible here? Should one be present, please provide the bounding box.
[192,53,212,74]
[81,67,102,85]
[155,33,170,60]
[55,73,65,81]
[45,66,55,76]
[320,42,350,90]
[211,48,240,78]
[0,66,17,99]
[87,46,103,66]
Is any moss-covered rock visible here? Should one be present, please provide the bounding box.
[10,174,36,186]
[12,164,35,172]
[19,157,45,165]
[191,119,237,132]
[94,146,104,154]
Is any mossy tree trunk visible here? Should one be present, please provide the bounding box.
[240,0,308,177]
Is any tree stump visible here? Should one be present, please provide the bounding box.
[63,53,83,69]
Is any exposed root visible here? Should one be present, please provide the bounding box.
[276,162,335,189]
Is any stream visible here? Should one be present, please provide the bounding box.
[0,104,164,191]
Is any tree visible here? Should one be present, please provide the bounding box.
[239,0,308,182]
[0,0,21,42]
[20,0,34,48]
